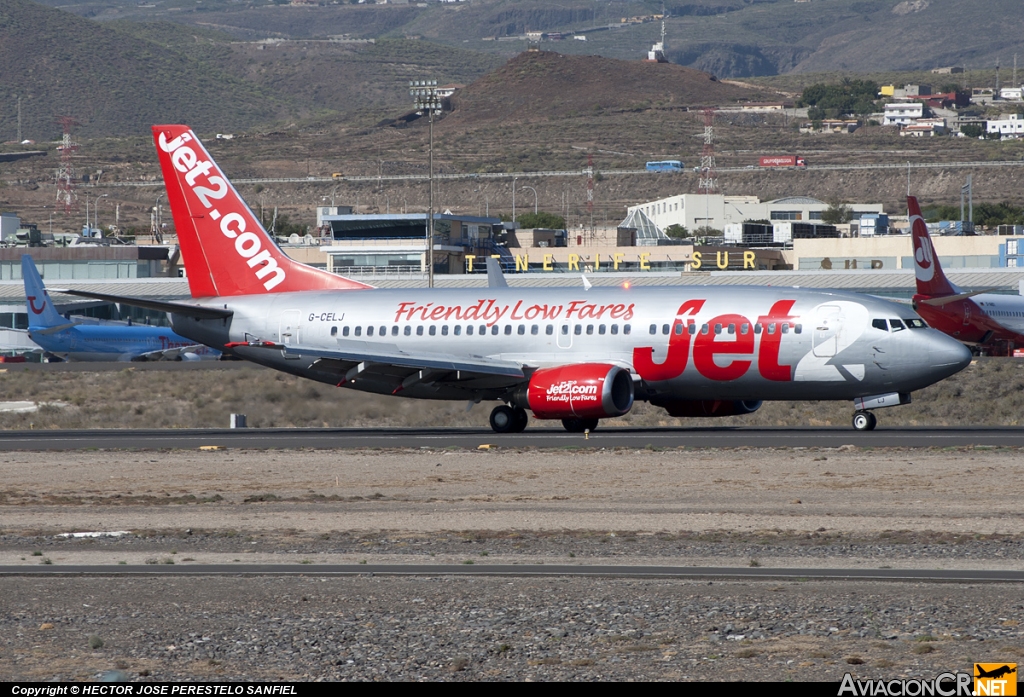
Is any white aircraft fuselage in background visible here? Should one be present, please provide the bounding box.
[65,125,972,432]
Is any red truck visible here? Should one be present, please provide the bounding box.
[759,155,806,167]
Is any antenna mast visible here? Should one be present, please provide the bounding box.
[697,107,719,195]
[55,116,80,215]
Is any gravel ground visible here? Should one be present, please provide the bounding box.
[3,576,1023,681]
[2,446,1023,681]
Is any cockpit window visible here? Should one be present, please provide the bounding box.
[889,319,905,332]
[906,318,927,329]
[872,319,888,331]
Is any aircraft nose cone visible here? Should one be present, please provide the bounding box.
[929,332,972,376]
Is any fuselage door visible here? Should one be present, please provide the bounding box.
[556,322,572,349]
[812,305,842,358]
[280,309,301,359]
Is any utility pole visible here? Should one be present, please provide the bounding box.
[16,96,21,143]
[409,80,442,288]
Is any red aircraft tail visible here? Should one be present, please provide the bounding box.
[152,125,371,298]
[908,195,957,297]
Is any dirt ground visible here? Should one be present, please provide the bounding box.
[1,446,1021,569]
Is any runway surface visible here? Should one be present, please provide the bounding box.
[3,564,1023,582]
[1,425,1023,450]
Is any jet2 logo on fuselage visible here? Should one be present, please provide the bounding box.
[632,299,799,383]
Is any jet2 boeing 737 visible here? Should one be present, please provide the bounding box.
[62,126,972,431]
[23,255,217,362]
[909,196,1024,355]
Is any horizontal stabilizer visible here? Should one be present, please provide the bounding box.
[52,289,233,320]
[918,289,996,306]
[31,322,77,335]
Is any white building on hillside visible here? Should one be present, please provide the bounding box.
[987,113,1024,136]
[625,194,885,233]
[883,101,924,126]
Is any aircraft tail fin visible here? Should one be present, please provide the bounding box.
[21,255,68,328]
[908,196,958,297]
[152,125,372,298]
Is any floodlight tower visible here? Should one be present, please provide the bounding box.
[55,116,80,216]
[586,153,595,241]
[409,79,442,288]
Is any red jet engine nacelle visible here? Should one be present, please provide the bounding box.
[520,364,635,420]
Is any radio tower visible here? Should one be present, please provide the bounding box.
[55,116,80,215]
[697,107,718,194]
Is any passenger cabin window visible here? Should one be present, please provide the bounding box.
[574,325,582,335]
[429,326,436,336]
[649,324,657,335]
[343,327,350,337]
[454,326,461,336]
[331,327,338,337]
[505,325,512,335]
[416,326,424,336]
[546,325,553,335]
[611,325,618,335]
[441,325,448,336]
[467,325,474,336]
[518,325,526,335]
[367,326,374,337]
[354,326,362,337]
[391,326,398,336]
[623,324,631,335]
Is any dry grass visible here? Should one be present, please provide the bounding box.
[0,357,1020,430]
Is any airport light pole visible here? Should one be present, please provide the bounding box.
[511,175,517,223]
[520,186,538,216]
[95,194,108,236]
[409,80,442,288]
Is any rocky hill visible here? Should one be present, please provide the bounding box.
[447,50,770,125]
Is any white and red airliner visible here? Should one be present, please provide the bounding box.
[64,127,972,432]
[910,196,1024,355]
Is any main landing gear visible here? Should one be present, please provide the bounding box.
[852,410,877,431]
[489,404,528,433]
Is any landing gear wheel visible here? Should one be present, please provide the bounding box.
[489,405,516,433]
[562,417,599,433]
[852,410,877,431]
[511,407,528,433]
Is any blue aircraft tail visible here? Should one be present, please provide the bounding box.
[21,255,68,328]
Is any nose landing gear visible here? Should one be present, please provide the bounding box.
[489,404,528,433]
[852,410,877,431]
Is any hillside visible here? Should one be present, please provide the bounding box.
[447,50,770,125]
[0,0,282,139]
[32,0,1024,78]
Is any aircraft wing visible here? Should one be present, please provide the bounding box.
[133,344,218,362]
[228,339,527,392]
[50,289,233,320]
